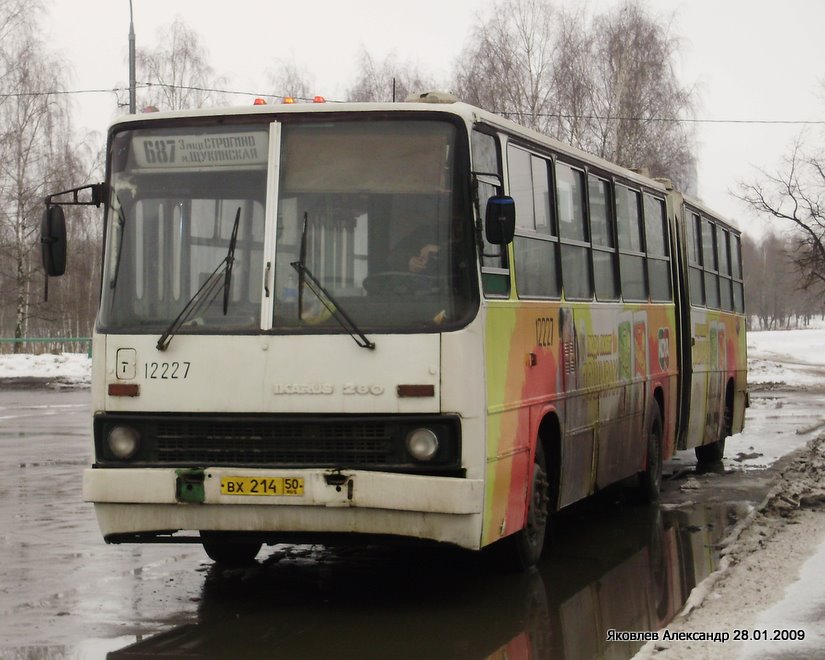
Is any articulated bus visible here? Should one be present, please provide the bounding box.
[41,92,747,569]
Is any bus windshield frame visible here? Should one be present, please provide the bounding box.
[98,114,479,337]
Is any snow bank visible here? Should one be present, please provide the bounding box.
[636,436,825,659]
[748,327,825,388]
[0,352,91,387]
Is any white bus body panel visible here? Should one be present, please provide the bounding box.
[86,324,489,550]
[85,468,483,548]
[101,333,440,414]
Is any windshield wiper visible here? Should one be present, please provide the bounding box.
[223,206,242,314]
[109,193,127,290]
[291,261,375,350]
[157,206,242,351]
[291,211,375,350]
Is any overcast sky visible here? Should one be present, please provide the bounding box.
[44,0,825,239]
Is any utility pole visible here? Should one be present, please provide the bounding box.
[128,0,136,113]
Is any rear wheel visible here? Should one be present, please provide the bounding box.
[694,437,726,464]
[695,400,731,465]
[201,532,262,566]
[639,404,663,503]
[494,443,550,571]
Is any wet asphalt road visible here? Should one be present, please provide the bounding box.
[0,388,783,659]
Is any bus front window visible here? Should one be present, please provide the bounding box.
[273,119,476,333]
[100,125,269,333]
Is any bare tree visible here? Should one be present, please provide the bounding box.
[737,140,825,299]
[347,48,439,102]
[0,1,90,349]
[136,16,226,111]
[587,1,695,188]
[265,58,315,101]
[453,0,562,131]
[452,0,696,189]
[740,229,820,330]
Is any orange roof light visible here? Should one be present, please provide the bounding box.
[253,98,267,105]
[282,96,296,104]
[313,95,326,103]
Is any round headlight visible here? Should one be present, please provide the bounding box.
[405,428,439,462]
[108,425,140,459]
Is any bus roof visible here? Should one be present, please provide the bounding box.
[109,97,672,195]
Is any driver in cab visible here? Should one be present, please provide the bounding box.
[388,225,439,274]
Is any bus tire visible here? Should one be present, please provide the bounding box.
[495,443,550,571]
[639,404,663,503]
[695,399,731,464]
[201,532,262,566]
[695,437,725,464]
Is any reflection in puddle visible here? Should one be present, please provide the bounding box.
[107,498,739,659]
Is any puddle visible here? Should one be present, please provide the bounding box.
[102,497,741,659]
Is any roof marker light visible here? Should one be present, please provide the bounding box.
[282,96,296,104]
[313,95,326,103]
[253,98,267,105]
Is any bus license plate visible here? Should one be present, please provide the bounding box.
[220,476,304,496]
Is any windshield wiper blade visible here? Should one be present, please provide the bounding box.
[156,260,227,351]
[291,211,374,350]
[222,206,242,314]
[157,206,242,351]
[109,193,127,290]
[290,261,376,350]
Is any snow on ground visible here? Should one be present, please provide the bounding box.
[724,324,825,472]
[747,325,825,388]
[0,352,91,386]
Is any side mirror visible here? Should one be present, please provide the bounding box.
[41,205,67,276]
[485,195,516,245]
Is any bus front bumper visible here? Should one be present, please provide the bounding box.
[83,467,485,549]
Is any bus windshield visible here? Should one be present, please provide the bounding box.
[99,117,477,335]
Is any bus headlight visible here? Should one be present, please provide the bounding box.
[107,425,140,459]
[405,428,439,462]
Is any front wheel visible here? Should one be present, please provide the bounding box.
[493,443,550,571]
[201,532,262,566]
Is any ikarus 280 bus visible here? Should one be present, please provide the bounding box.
[41,92,747,569]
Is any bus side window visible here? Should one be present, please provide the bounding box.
[718,229,734,311]
[473,129,509,297]
[687,211,705,306]
[702,218,720,309]
[644,194,671,302]
[732,234,744,312]
[557,162,591,300]
[616,185,647,301]
[509,144,560,299]
[589,174,618,301]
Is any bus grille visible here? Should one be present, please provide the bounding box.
[154,419,394,466]
[94,413,461,473]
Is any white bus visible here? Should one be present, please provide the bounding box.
[41,93,746,569]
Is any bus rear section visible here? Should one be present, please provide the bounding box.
[675,200,748,462]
